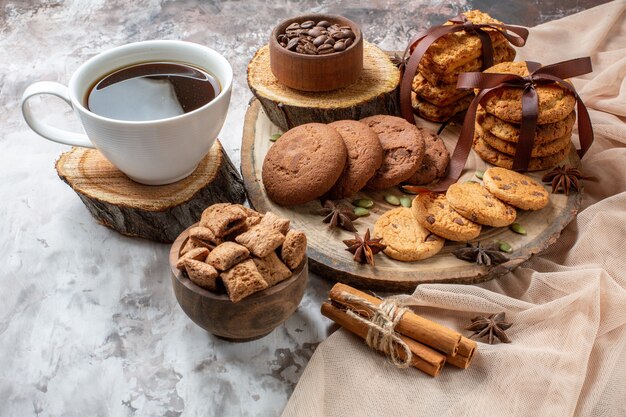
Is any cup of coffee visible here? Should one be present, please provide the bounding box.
[21,40,233,185]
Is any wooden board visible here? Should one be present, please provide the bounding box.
[247,42,400,131]
[56,140,246,243]
[241,100,582,291]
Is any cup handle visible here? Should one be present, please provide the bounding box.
[21,81,95,148]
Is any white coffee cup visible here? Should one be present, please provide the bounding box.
[21,40,233,185]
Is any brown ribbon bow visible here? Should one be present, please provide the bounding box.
[399,14,529,123]
[424,57,595,192]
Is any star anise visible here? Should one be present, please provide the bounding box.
[317,200,358,232]
[343,229,386,266]
[453,242,509,266]
[390,53,408,70]
[541,165,589,195]
[465,312,512,344]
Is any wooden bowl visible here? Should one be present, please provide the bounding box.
[169,223,308,342]
[269,13,364,92]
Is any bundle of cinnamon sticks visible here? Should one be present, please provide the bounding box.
[322,283,477,377]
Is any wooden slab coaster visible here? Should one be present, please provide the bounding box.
[247,41,401,131]
[56,140,246,243]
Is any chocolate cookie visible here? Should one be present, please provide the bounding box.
[477,122,573,158]
[411,92,474,123]
[325,120,384,199]
[473,134,570,172]
[262,123,347,206]
[480,62,576,125]
[360,115,425,190]
[405,130,450,185]
[411,193,481,242]
[478,106,576,144]
[373,207,444,261]
[446,182,517,227]
[482,167,550,211]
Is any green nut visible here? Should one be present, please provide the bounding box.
[464,180,480,184]
[510,223,527,235]
[384,194,401,206]
[475,170,484,180]
[270,133,282,142]
[499,242,513,253]
[352,198,374,209]
[400,196,412,208]
[353,207,370,217]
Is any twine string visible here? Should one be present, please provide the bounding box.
[341,292,413,368]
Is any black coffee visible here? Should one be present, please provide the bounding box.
[86,62,220,121]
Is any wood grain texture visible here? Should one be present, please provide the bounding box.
[240,99,583,291]
[169,223,308,342]
[269,14,363,92]
[248,42,400,131]
[56,140,246,243]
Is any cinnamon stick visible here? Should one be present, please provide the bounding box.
[445,336,477,369]
[321,302,446,377]
[329,283,462,356]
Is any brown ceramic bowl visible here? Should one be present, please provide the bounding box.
[169,223,308,342]
[269,13,363,92]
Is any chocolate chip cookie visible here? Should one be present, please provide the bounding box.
[411,92,474,123]
[373,207,444,261]
[360,115,425,190]
[411,193,481,241]
[473,134,570,171]
[477,122,573,158]
[446,182,517,227]
[262,123,347,206]
[480,61,576,125]
[326,120,384,199]
[482,167,550,210]
[405,130,450,185]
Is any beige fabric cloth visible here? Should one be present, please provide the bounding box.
[282,2,626,416]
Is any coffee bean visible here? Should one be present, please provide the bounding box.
[313,35,327,47]
[287,38,299,51]
[333,41,346,52]
[280,20,355,56]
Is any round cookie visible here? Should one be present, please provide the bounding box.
[325,120,384,199]
[446,182,517,227]
[477,122,572,158]
[473,134,570,172]
[411,91,474,123]
[478,106,576,144]
[373,207,444,261]
[405,130,450,185]
[412,72,473,107]
[483,167,549,210]
[480,61,576,125]
[411,193,481,242]
[262,123,347,206]
[360,115,425,190]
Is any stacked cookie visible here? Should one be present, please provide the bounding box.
[411,10,516,122]
[373,167,549,262]
[176,203,307,303]
[473,62,576,170]
[262,115,450,206]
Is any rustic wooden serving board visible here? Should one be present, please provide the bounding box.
[241,100,582,291]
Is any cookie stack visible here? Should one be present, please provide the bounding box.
[176,204,307,303]
[373,167,550,262]
[262,115,451,206]
[411,10,516,122]
[473,62,576,170]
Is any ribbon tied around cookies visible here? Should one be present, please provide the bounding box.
[426,57,595,192]
[399,14,529,123]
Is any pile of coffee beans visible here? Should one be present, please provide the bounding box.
[277,20,356,55]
